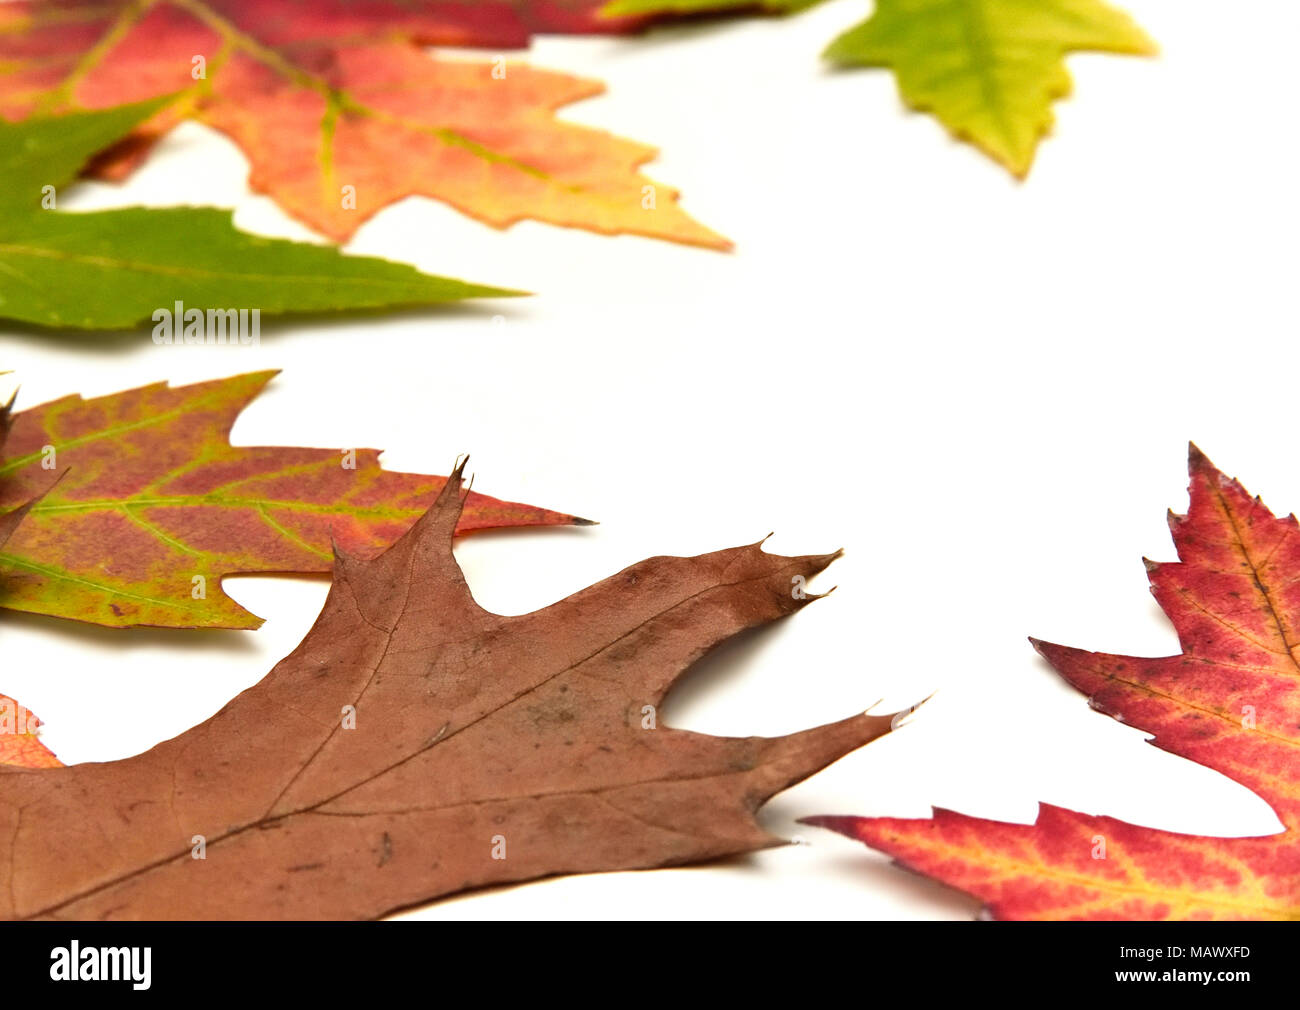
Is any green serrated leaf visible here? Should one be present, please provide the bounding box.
[0,96,173,218]
[596,0,1152,176]
[0,103,521,331]
[0,208,516,330]
[825,0,1156,176]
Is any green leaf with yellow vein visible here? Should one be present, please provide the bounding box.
[0,99,516,331]
[825,0,1156,175]
[0,370,589,630]
[597,0,1155,176]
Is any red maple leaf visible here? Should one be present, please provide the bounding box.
[806,446,1300,920]
[0,1,727,247]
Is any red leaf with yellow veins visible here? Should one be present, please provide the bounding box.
[0,370,585,630]
[805,445,1300,920]
[0,1,728,248]
[0,460,895,920]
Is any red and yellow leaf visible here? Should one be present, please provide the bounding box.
[805,445,1300,920]
[0,694,60,769]
[0,371,586,630]
[0,1,727,248]
[0,492,61,768]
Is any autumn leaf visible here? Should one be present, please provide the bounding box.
[602,0,821,14]
[0,692,58,769]
[0,370,587,630]
[805,446,1300,920]
[825,0,1156,176]
[601,0,1155,175]
[0,458,895,919]
[0,1,729,249]
[0,483,60,770]
[0,98,516,330]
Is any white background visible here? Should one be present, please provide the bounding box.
[2,0,1297,919]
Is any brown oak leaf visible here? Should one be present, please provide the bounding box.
[0,459,893,919]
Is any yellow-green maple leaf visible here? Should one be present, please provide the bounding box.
[825,0,1156,175]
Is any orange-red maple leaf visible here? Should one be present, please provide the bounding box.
[0,1,728,248]
[0,498,61,769]
[806,446,1300,920]
[0,693,60,769]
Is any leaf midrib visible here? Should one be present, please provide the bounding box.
[0,240,445,289]
[67,0,611,207]
[893,824,1300,919]
[15,557,816,919]
[24,495,433,519]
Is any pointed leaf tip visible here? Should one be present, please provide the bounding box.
[0,503,893,917]
[0,378,582,628]
[823,451,1300,919]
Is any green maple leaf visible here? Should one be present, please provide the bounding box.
[600,0,1154,176]
[0,98,518,331]
[826,0,1156,176]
